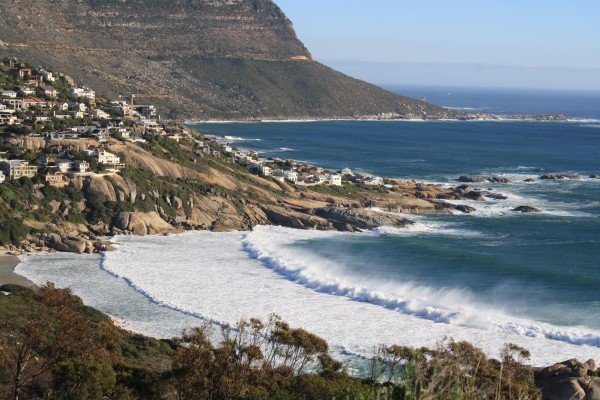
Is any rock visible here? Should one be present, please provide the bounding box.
[30,233,93,254]
[590,174,600,179]
[458,176,510,184]
[458,175,486,183]
[482,191,508,200]
[540,174,582,180]
[488,176,511,183]
[513,206,541,213]
[536,359,600,400]
[262,205,334,230]
[314,207,413,230]
[586,359,598,373]
[453,204,477,214]
[85,176,117,202]
[462,191,486,201]
[171,195,183,210]
[112,211,179,236]
[524,178,538,183]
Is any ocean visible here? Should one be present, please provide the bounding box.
[16,87,600,366]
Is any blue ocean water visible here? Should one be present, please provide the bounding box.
[190,88,600,343]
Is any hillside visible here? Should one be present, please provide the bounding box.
[0,0,462,120]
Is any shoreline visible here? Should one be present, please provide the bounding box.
[185,116,598,125]
[0,254,33,288]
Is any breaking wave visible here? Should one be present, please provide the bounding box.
[242,226,600,348]
[223,136,262,142]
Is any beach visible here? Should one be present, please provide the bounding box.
[0,255,33,287]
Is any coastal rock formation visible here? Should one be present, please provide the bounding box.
[314,207,413,230]
[590,174,600,179]
[28,233,95,254]
[458,176,511,184]
[0,0,462,120]
[540,174,582,180]
[458,175,486,183]
[513,206,542,213]
[112,212,179,236]
[535,359,600,400]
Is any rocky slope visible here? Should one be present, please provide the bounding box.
[0,0,462,120]
[1,127,489,254]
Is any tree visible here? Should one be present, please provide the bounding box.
[0,284,119,400]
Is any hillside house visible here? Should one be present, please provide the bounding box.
[70,87,96,100]
[328,173,342,186]
[16,87,35,97]
[0,109,18,125]
[12,68,32,80]
[0,90,17,98]
[39,85,58,98]
[92,149,124,170]
[23,98,47,109]
[3,99,23,109]
[91,109,110,119]
[42,167,69,188]
[0,159,38,180]
[134,105,157,118]
[0,170,5,184]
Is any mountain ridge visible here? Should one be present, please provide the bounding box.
[0,0,463,120]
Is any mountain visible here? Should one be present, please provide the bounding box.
[0,0,461,120]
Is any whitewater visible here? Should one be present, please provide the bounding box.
[16,224,600,366]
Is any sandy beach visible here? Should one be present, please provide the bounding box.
[0,255,33,287]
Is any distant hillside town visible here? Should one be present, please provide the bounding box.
[0,57,389,191]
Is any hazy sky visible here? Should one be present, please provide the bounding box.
[275,1,600,91]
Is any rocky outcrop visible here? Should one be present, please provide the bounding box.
[540,174,582,180]
[513,206,542,213]
[590,174,600,179]
[535,359,600,400]
[314,207,413,230]
[458,175,486,183]
[28,233,95,254]
[112,212,179,236]
[262,205,336,231]
[458,176,511,184]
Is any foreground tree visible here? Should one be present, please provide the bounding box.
[0,284,120,400]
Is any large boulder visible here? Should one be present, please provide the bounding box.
[458,175,487,183]
[85,176,117,202]
[112,211,179,236]
[314,207,413,230]
[513,206,541,213]
[536,359,600,400]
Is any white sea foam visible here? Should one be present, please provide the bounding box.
[223,135,261,142]
[16,227,600,366]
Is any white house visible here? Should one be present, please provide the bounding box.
[0,110,18,125]
[0,90,17,98]
[0,170,5,183]
[285,170,298,183]
[92,149,124,170]
[70,87,96,100]
[328,173,342,186]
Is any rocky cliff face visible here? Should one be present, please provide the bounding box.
[0,0,461,119]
